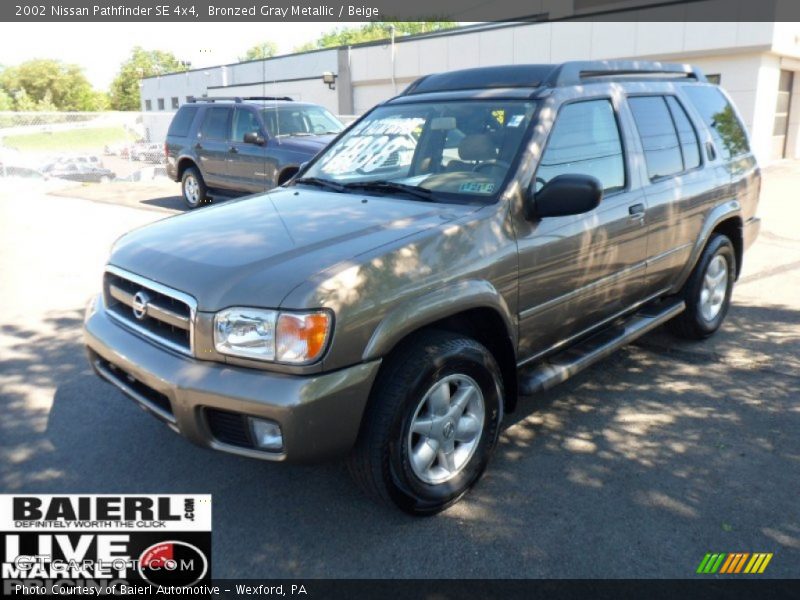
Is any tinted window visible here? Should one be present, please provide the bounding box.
[629,96,683,180]
[683,86,749,159]
[168,106,198,137]
[260,106,343,137]
[666,96,701,170]
[232,108,262,142]
[536,99,625,193]
[200,108,231,140]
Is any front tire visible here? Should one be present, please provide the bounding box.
[181,167,207,209]
[669,233,736,339]
[347,331,504,515]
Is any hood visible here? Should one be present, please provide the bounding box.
[275,134,336,155]
[110,187,471,311]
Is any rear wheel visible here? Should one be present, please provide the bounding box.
[669,233,735,339]
[181,167,207,209]
[347,330,503,515]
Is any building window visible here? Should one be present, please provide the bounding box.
[157,98,165,111]
[145,99,152,111]
[706,74,721,85]
[186,96,193,104]
[171,97,180,109]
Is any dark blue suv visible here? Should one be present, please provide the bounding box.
[165,96,344,208]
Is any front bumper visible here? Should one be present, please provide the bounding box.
[84,299,381,463]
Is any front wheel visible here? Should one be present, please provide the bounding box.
[669,233,736,339]
[181,167,207,209]
[347,330,503,515]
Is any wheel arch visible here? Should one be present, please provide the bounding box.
[362,281,519,412]
[277,165,300,186]
[176,157,199,181]
[673,201,744,292]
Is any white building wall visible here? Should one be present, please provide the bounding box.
[141,21,800,164]
[140,49,338,111]
[206,80,339,113]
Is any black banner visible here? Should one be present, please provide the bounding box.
[4,0,800,23]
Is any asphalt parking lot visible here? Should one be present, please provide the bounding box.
[1,165,798,579]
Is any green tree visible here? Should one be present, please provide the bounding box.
[294,21,457,52]
[109,47,188,111]
[239,41,278,62]
[0,59,100,111]
[0,88,12,111]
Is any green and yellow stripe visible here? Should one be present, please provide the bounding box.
[696,552,773,574]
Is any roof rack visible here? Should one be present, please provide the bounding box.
[544,60,706,87]
[187,95,293,103]
[400,60,706,96]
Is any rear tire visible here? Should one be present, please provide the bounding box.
[669,233,735,339]
[347,330,504,515]
[181,166,207,209]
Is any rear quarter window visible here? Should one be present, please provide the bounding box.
[683,86,750,159]
[168,106,198,137]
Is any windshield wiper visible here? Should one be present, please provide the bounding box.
[293,176,347,192]
[343,181,437,202]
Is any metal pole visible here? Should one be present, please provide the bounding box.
[390,25,396,94]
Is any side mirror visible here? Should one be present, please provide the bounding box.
[526,174,603,220]
[243,131,265,146]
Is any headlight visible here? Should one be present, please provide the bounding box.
[214,308,332,364]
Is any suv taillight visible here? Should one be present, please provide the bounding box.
[163,142,168,158]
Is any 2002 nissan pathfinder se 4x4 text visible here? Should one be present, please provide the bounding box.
[85,61,760,514]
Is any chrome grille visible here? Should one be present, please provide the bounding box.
[103,266,196,355]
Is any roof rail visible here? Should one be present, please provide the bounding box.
[544,60,706,86]
[187,95,293,103]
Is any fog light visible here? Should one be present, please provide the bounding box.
[249,418,283,451]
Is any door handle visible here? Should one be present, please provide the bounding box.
[229,146,238,154]
[628,203,646,219]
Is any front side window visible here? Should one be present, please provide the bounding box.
[200,108,231,140]
[232,109,262,142]
[260,106,343,137]
[536,99,625,193]
[300,99,538,202]
[683,86,749,159]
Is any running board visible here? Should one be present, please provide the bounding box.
[518,299,685,396]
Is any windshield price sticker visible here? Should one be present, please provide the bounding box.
[1,495,212,595]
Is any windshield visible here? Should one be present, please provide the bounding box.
[259,106,343,137]
[300,99,537,202]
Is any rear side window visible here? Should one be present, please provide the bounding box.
[629,95,701,180]
[666,96,701,170]
[200,108,231,140]
[628,96,683,180]
[683,86,749,159]
[536,99,625,193]
[168,106,198,137]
